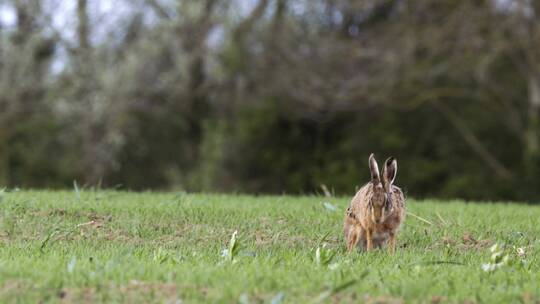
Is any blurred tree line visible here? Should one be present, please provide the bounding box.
[1,0,539,201]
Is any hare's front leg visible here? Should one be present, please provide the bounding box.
[366,229,373,251]
[388,232,396,254]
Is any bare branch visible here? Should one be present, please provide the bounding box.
[434,102,514,180]
[233,0,270,44]
[146,0,172,20]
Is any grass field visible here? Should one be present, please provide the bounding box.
[0,190,539,303]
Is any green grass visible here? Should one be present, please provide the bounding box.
[0,190,539,303]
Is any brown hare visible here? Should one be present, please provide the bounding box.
[343,153,405,253]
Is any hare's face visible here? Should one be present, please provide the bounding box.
[369,184,393,224]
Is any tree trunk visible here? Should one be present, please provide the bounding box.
[0,126,9,187]
[526,74,540,159]
[77,0,90,51]
[76,0,91,74]
[524,74,540,189]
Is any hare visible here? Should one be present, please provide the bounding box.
[343,153,405,253]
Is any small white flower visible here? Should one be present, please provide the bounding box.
[328,263,340,270]
[482,263,495,272]
[322,202,337,211]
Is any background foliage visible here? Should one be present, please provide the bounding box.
[1,0,540,200]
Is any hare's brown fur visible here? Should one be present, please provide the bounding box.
[343,154,405,253]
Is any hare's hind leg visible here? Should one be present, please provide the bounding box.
[346,225,362,253]
[373,238,387,249]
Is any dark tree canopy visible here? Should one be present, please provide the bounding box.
[0,0,539,201]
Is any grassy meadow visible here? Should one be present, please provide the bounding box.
[0,190,539,303]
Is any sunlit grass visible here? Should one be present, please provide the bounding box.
[0,190,539,303]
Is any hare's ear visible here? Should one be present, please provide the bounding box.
[383,157,397,187]
[368,153,380,184]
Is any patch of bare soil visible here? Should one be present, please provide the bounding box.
[120,280,181,302]
[361,295,405,304]
[428,232,490,251]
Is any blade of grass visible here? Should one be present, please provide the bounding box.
[407,211,434,226]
